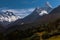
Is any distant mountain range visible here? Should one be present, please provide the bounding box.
[0,2,52,28]
[1,2,60,35]
[2,5,60,35]
[6,2,52,29]
[7,5,60,29]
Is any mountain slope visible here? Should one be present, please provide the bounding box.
[34,5,60,24]
[8,5,60,31]
[22,2,52,24]
[2,2,53,35]
[4,2,52,28]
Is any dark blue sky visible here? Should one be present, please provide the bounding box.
[0,0,60,9]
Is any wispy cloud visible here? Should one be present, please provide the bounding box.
[21,0,38,4]
[31,0,39,3]
[1,8,35,18]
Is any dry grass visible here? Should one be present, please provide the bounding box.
[48,35,60,40]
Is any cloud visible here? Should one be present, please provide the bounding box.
[31,0,38,3]
[46,1,52,8]
[21,0,38,4]
[1,8,35,18]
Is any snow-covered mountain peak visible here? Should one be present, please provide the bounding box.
[4,11,15,16]
[46,1,52,8]
[33,2,52,16]
[39,10,48,16]
[33,7,48,16]
[0,11,20,22]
